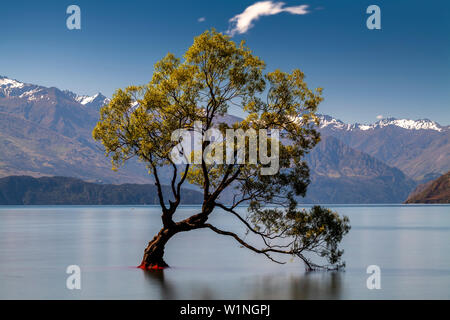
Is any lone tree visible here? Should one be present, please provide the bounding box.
[93,30,350,271]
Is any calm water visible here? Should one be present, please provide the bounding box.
[0,205,449,299]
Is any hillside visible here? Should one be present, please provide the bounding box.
[0,176,203,205]
[405,172,450,204]
[300,136,417,203]
[318,115,450,183]
[0,76,154,184]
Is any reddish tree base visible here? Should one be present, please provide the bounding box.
[137,263,167,270]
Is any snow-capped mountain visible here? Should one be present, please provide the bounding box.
[74,93,110,110]
[360,118,444,132]
[0,76,151,184]
[1,75,448,187]
[0,76,109,110]
[0,76,43,100]
[317,114,449,182]
[318,114,446,132]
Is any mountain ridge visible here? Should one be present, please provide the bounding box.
[0,76,109,112]
[317,114,449,182]
[1,76,447,203]
[317,114,448,132]
[300,135,417,203]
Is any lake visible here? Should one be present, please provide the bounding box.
[0,205,449,299]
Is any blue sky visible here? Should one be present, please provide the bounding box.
[0,0,449,124]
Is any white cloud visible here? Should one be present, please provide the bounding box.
[376,115,384,120]
[227,1,309,36]
[198,17,206,23]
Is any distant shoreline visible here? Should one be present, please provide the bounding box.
[1,175,448,205]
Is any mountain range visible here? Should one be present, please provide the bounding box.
[317,115,449,183]
[0,76,151,184]
[0,76,448,203]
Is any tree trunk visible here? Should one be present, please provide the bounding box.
[138,227,175,270]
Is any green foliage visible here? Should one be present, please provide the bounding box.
[93,29,350,270]
[250,205,350,270]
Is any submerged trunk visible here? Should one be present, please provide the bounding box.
[138,207,209,270]
[138,227,175,270]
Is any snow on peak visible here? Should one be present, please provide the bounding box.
[0,76,25,89]
[372,118,442,131]
[0,76,43,100]
[76,94,97,105]
[75,93,110,108]
[317,115,355,131]
[318,114,444,132]
[0,76,111,109]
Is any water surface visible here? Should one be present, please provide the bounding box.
[0,205,449,299]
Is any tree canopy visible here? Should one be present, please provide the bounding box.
[93,29,350,271]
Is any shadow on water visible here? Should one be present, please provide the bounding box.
[246,271,344,299]
[141,268,343,299]
[289,272,343,299]
[142,269,176,299]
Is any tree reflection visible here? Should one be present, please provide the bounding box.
[142,268,343,299]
